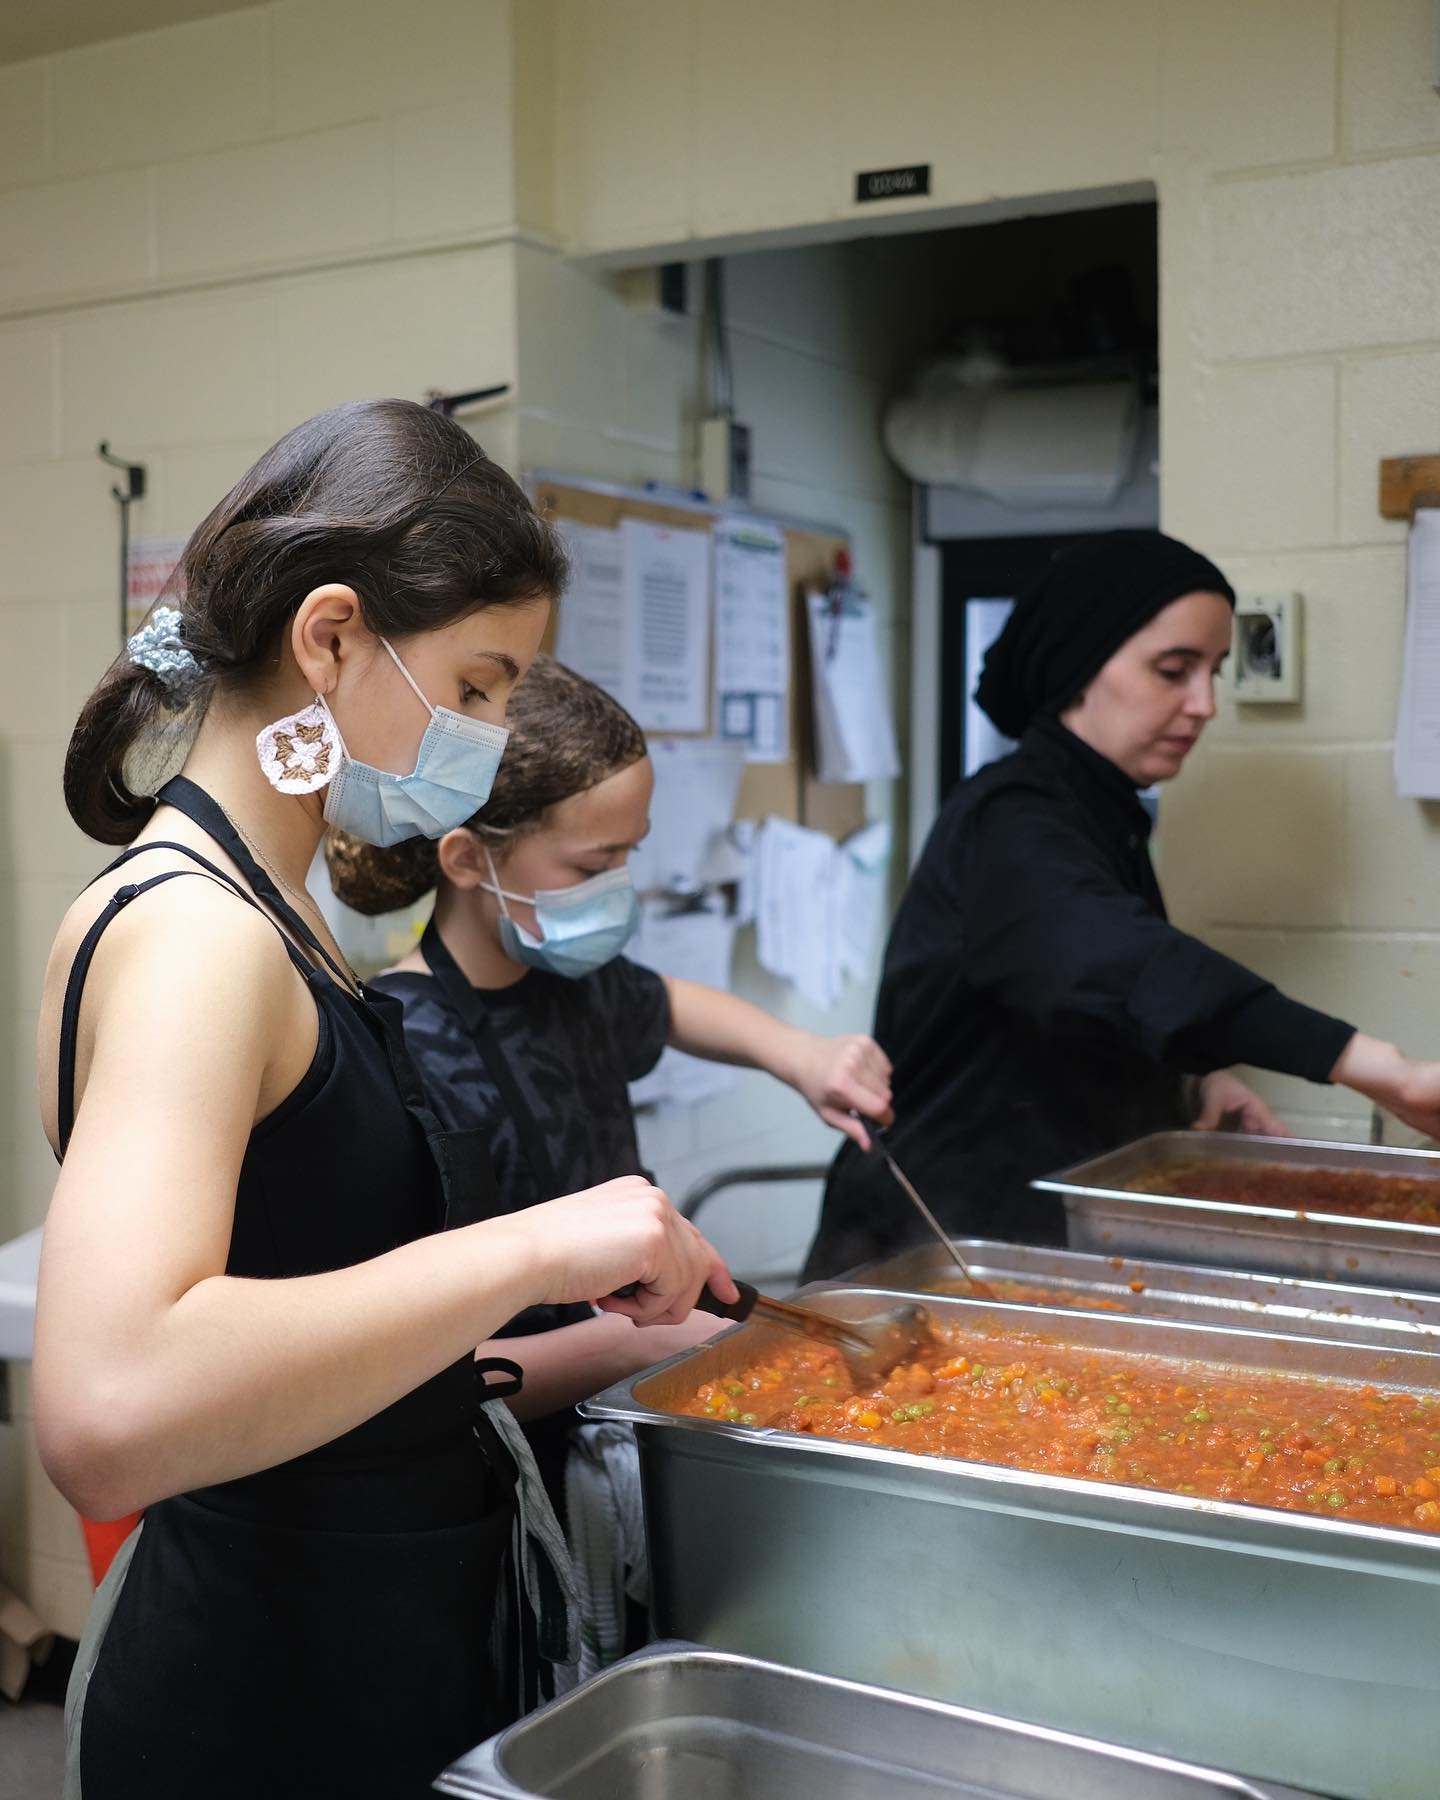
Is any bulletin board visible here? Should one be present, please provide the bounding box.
[528,473,867,838]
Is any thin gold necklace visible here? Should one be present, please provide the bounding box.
[214,799,363,996]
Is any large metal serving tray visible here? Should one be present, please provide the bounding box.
[824,1236,1440,1351]
[436,1642,1318,1799]
[1035,1130,1440,1288]
[583,1288,1440,1800]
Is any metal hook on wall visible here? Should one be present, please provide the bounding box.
[97,442,147,648]
[424,383,510,416]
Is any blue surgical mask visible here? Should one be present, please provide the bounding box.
[483,845,640,978]
[322,638,509,848]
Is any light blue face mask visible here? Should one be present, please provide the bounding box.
[483,845,641,978]
[321,639,509,848]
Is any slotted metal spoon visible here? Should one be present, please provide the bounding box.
[696,1281,930,1386]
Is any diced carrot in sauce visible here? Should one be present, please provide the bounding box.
[678,1323,1440,1536]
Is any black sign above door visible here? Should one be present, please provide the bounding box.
[854,163,931,203]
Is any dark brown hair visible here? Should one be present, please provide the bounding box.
[66,399,568,844]
[325,654,647,915]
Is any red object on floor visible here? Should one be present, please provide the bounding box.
[79,1512,141,1585]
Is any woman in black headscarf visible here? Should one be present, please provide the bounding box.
[801,529,1440,1279]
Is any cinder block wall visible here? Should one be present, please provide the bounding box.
[3,0,1439,1637]
[0,0,527,1636]
[543,0,1440,1135]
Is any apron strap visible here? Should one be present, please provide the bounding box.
[158,775,357,994]
[57,857,316,1156]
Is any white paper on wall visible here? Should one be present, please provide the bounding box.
[755,815,843,1011]
[620,517,711,733]
[1395,510,1440,799]
[629,737,747,895]
[554,521,629,702]
[627,896,738,1110]
[805,590,901,783]
[713,517,789,762]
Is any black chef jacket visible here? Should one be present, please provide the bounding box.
[801,718,1356,1280]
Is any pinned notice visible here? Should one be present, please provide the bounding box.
[805,589,901,783]
[629,737,747,895]
[555,521,626,699]
[714,517,789,762]
[628,897,738,1110]
[1395,509,1440,798]
[620,517,711,733]
[755,815,843,1011]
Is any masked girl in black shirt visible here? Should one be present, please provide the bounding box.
[328,655,893,1486]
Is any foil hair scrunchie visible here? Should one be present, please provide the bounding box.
[127,605,205,699]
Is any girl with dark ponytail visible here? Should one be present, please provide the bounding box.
[37,400,735,1800]
[326,655,894,1506]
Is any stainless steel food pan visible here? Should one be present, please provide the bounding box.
[583,1289,1440,1800]
[1034,1130,1440,1287]
[435,1642,1318,1799]
[824,1236,1440,1350]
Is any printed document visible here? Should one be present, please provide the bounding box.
[621,517,711,733]
[713,517,789,762]
[1395,510,1440,798]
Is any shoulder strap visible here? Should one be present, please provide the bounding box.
[57,856,316,1157]
[158,775,356,993]
[420,918,560,1200]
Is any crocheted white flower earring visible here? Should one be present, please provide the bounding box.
[256,695,342,794]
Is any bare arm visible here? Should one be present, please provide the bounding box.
[664,976,893,1148]
[36,883,733,1519]
[1331,1033,1440,1141]
[483,1311,728,1422]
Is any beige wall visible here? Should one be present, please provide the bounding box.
[2,0,1439,1636]
[0,0,527,1637]
[544,0,1440,1134]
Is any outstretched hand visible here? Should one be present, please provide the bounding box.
[1191,1071,1290,1137]
[788,1033,894,1149]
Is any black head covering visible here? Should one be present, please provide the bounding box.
[976,529,1236,740]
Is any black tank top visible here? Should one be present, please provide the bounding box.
[61,777,518,1798]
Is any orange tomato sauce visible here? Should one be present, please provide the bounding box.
[929,1277,1131,1311]
[681,1322,1440,1535]
[1132,1160,1440,1227]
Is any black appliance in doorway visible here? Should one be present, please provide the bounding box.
[937,534,1078,805]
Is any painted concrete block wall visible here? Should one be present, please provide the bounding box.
[548,0,1440,1140]
[0,0,525,1638]
[514,237,920,1278]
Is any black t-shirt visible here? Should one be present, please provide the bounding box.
[373,947,671,1507]
[371,953,671,1221]
[801,718,1356,1280]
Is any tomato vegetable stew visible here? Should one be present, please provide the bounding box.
[930,1277,1133,1311]
[681,1320,1440,1534]
[1130,1160,1440,1227]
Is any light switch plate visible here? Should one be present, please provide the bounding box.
[1233,591,1302,703]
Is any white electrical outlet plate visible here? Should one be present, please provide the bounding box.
[1233,591,1302,703]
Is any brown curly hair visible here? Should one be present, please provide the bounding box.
[325,655,647,915]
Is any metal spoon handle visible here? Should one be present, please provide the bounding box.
[869,1134,983,1289]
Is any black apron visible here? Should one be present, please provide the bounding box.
[416,918,584,1513]
[62,778,524,1800]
